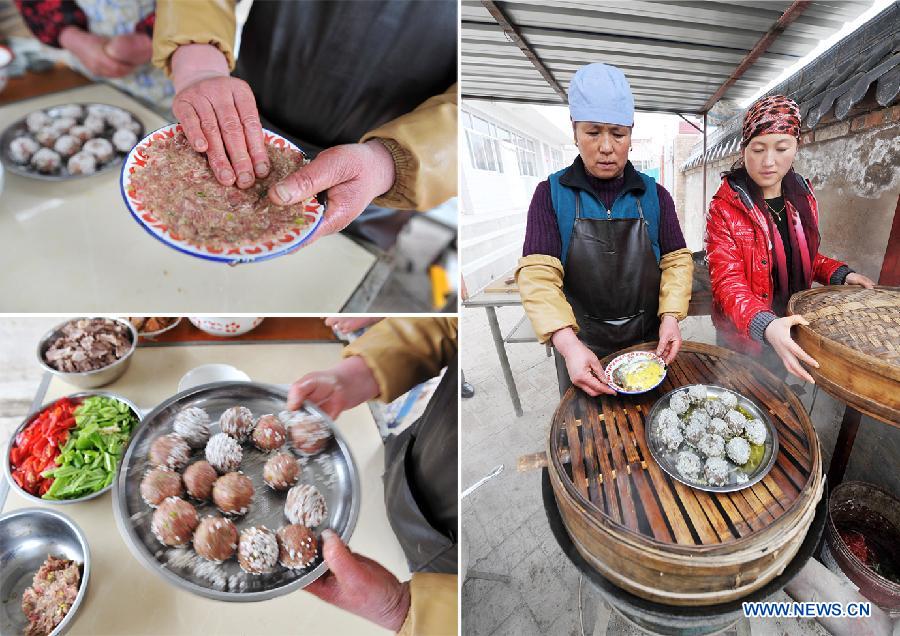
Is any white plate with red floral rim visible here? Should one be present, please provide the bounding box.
[604,350,667,394]
[120,124,325,265]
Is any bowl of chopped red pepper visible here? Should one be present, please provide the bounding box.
[4,392,141,503]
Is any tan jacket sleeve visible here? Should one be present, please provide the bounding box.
[658,248,694,320]
[342,318,457,403]
[152,0,237,76]
[515,254,579,344]
[397,573,458,636]
[360,84,457,211]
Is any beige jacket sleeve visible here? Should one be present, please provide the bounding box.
[152,0,238,75]
[658,248,694,320]
[342,318,457,403]
[397,573,458,636]
[360,84,458,211]
[515,254,579,344]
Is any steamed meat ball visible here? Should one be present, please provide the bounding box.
[193,516,238,562]
[252,414,286,451]
[106,108,134,129]
[283,412,332,456]
[82,114,105,135]
[53,134,82,158]
[55,104,83,119]
[30,148,62,174]
[83,138,114,163]
[140,467,183,507]
[263,452,300,490]
[34,126,60,148]
[8,136,40,164]
[68,125,93,142]
[205,432,242,473]
[219,406,255,442]
[277,524,318,569]
[50,117,76,135]
[704,457,730,487]
[173,406,211,448]
[151,497,199,547]
[238,526,279,575]
[285,483,327,527]
[183,460,218,501]
[726,437,751,465]
[212,471,254,516]
[112,128,137,153]
[744,418,767,445]
[148,433,191,471]
[67,151,97,176]
[669,390,691,415]
[26,111,51,133]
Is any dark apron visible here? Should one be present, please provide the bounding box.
[554,196,661,395]
[234,0,457,155]
[382,355,458,574]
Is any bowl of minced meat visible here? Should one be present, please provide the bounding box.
[121,125,325,264]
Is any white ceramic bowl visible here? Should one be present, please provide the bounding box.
[177,364,251,393]
[188,317,264,338]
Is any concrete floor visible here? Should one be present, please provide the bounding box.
[459,305,899,636]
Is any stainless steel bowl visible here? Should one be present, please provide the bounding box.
[113,381,360,602]
[36,317,138,389]
[3,391,143,505]
[0,507,91,636]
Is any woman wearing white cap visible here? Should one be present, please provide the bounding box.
[516,63,694,396]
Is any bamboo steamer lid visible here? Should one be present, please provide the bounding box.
[788,286,900,425]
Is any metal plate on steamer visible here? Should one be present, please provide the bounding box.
[112,381,360,602]
[646,384,779,493]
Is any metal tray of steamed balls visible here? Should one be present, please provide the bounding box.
[646,384,779,493]
[112,381,360,602]
[1,103,144,181]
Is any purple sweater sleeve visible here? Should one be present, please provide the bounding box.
[522,180,562,259]
[657,184,687,256]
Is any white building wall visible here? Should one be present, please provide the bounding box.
[460,101,574,294]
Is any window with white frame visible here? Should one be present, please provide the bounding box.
[514,134,538,177]
[463,111,503,173]
[550,147,564,170]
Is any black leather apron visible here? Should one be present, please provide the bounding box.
[382,355,458,573]
[234,0,457,155]
[554,196,661,394]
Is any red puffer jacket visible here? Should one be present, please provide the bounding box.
[706,175,845,356]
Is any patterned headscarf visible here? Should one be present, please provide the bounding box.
[741,95,801,148]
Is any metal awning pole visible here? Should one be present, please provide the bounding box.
[702,111,708,225]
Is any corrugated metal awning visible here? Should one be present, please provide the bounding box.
[683,2,899,169]
[462,0,876,114]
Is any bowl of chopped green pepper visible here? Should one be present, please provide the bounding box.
[4,391,142,504]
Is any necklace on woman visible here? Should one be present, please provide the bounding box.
[766,201,786,222]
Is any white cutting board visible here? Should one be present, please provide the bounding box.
[0,84,376,312]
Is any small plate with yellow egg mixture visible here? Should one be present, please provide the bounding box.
[605,351,667,394]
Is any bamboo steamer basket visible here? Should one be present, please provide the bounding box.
[788,286,900,425]
[548,342,823,606]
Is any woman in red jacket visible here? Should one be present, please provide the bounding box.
[706,95,874,382]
